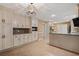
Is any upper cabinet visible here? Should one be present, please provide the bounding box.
[25,16,31,28]
[1,8,12,24]
[0,7,3,23]
[32,17,38,27]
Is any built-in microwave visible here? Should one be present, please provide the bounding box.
[32,27,38,31]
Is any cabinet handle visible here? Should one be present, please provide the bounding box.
[2,19,5,23]
[2,35,5,39]
[15,36,17,38]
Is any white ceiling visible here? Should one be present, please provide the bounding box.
[0,3,78,22]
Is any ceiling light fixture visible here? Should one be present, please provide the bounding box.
[51,14,56,17]
[26,3,38,16]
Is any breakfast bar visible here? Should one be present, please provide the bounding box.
[49,33,79,54]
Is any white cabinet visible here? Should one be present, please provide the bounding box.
[25,17,31,28]
[0,6,32,50]
[0,23,13,50]
[28,34,32,42]
[0,23,2,50]
[24,34,32,44]
[0,7,13,50]
[2,9,12,24]
[0,7,2,24]
[13,15,19,28]
[2,24,13,49]
[32,17,38,27]
[14,35,20,47]
[0,7,3,50]
[32,32,38,41]
[14,34,27,47]
[20,34,25,45]
[24,34,28,44]
[12,15,26,28]
[1,8,13,49]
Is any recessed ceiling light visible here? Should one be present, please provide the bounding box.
[51,14,56,17]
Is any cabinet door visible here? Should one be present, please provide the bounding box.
[12,14,19,28]
[32,32,38,41]
[35,32,38,40]
[14,35,20,47]
[20,34,25,45]
[25,17,31,28]
[21,17,26,28]
[24,34,28,44]
[3,24,13,49]
[0,7,3,24]
[0,7,3,50]
[2,9,12,24]
[0,24,3,50]
[28,34,32,42]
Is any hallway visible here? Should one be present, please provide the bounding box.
[0,40,78,56]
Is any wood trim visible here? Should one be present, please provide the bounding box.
[49,44,79,55]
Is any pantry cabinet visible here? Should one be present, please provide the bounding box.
[0,7,3,50]
[1,9,13,49]
[0,7,14,50]
[0,6,33,51]
[2,24,13,49]
[31,17,38,41]
[0,24,3,50]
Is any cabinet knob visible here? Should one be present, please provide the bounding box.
[2,19,5,23]
[15,36,17,38]
[2,35,5,39]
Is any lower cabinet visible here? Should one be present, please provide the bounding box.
[13,34,33,47]
[13,35,20,47]
[28,34,32,43]
[32,32,38,41]
[0,23,13,50]
[3,24,13,49]
[20,34,26,45]
[24,34,28,44]
[0,34,3,50]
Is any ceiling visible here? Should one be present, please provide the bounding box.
[0,3,78,22]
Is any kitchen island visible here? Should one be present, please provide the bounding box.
[49,33,79,54]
